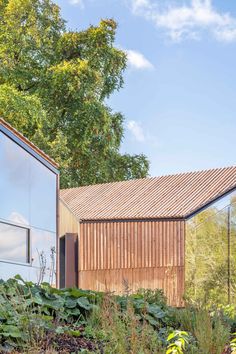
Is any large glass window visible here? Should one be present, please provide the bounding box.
[0,132,30,225]
[0,129,57,283]
[0,131,57,232]
[185,190,236,305]
[29,156,57,232]
[0,222,30,264]
[230,202,236,303]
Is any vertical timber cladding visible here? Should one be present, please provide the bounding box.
[79,219,185,307]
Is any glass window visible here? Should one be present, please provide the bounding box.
[0,222,30,263]
[30,227,56,267]
[185,190,236,305]
[30,228,56,282]
[0,131,57,232]
[230,203,236,303]
[29,155,57,232]
[0,132,30,226]
[186,208,228,304]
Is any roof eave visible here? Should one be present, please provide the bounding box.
[185,186,236,220]
[0,118,59,174]
[79,216,185,223]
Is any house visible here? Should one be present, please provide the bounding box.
[0,118,59,285]
[60,166,236,306]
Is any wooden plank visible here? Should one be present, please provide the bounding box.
[114,222,117,269]
[100,223,104,269]
[124,222,127,268]
[173,221,176,266]
[167,221,170,267]
[137,222,141,268]
[134,222,138,268]
[91,222,94,270]
[83,224,87,271]
[148,221,151,267]
[158,222,162,267]
[127,222,131,269]
[79,224,83,271]
[96,223,99,270]
[117,222,121,269]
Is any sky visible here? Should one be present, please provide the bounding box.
[54,0,236,177]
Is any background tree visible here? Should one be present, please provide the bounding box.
[185,198,236,305]
[0,0,149,187]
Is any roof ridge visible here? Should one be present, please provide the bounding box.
[61,165,236,191]
[60,166,236,220]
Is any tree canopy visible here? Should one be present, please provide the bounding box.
[0,0,149,187]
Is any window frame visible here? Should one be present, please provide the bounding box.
[0,221,31,266]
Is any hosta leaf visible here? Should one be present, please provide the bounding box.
[66,307,81,316]
[33,295,43,305]
[77,297,92,310]
[147,304,165,319]
[65,298,77,308]
[69,288,88,298]
[144,314,158,326]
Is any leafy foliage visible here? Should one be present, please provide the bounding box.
[230,333,236,353]
[166,331,189,354]
[0,277,233,353]
[0,0,149,187]
[185,200,236,306]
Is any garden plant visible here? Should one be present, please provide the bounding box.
[0,275,235,353]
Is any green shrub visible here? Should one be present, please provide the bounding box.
[0,276,233,353]
[87,293,165,354]
[193,309,230,354]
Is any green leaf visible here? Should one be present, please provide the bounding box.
[67,329,81,337]
[65,298,77,308]
[144,314,158,326]
[1,325,22,338]
[77,297,92,310]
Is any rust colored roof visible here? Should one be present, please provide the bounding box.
[60,166,236,221]
[0,117,59,169]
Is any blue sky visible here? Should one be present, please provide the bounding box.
[55,0,236,177]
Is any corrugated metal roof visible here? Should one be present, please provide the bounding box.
[60,166,236,221]
[0,117,59,169]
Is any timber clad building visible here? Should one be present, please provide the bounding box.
[1,117,236,306]
[60,167,236,307]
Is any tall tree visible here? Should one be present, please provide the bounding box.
[0,0,149,187]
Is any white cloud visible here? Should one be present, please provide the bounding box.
[69,0,84,7]
[8,212,29,226]
[130,0,236,42]
[126,49,154,69]
[127,120,145,142]
[131,0,152,13]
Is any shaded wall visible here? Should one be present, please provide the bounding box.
[59,202,79,287]
[79,220,185,307]
[59,201,79,237]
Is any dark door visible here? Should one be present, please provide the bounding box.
[59,233,78,288]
